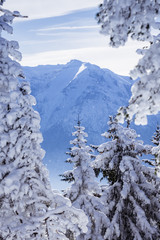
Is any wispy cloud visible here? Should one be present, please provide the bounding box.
[36,25,99,32]
[15,8,103,55]
[35,25,99,36]
[20,40,57,46]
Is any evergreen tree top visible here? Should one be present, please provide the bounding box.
[61,121,100,195]
[93,117,151,183]
[99,116,145,156]
[152,124,160,146]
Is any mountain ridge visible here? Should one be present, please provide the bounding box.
[22,60,159,189]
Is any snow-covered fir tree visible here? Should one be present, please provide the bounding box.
[96,0,160,125]
[93,117,160,240]
[151,124,160,176]
[152,124,160,146]
[0,3,88,239]
[61,120,109,240]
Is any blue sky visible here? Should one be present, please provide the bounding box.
[4,0,145,75]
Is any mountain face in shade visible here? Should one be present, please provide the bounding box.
[23,60,160,189]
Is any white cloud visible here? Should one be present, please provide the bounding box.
[21,45,142,76]
[32,25,99,36]
[20,39,57,46]
[4,0,101,20]
[36,25,98,32]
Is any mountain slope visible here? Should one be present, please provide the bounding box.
[23,60,159,189]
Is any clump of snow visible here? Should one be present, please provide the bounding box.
[73,63,87,80]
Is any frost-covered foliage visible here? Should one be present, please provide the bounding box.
[144,124,160,177]
[152,145,160,177]
[151,125,160,176]
[43,190,88,240]
[97,0,160,124]
[93,117,160,240]
[61,121,109,240]
[126,40,160,125]
[152,146,160,178]
[0,3,87,240]
[96,0,158,47]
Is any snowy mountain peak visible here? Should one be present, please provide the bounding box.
[23,60,132,138]
[73,63,87,80]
